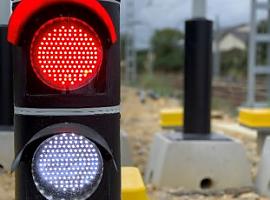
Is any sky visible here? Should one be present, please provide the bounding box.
[120,0,257,49]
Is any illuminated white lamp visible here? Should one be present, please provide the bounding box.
[32,133,103,200]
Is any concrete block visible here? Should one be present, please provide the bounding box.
[121,131,133,166]
[145,132,252,190]
[257,130,270,154]
[256,137,270,197]
[0,130,14,171]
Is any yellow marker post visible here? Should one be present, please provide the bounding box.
[121,167,149,200]
[239,108,270,128]
[160,108,183,128]
[238,107,270,153]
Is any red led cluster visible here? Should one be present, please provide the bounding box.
[30,17,103,91]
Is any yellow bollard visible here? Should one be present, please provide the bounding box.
[239,108,270,128]
[160,108,183,128]
[121,167,149,200]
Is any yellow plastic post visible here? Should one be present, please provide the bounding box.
[238,108,270,128]
[160,108,183,128]
[121,167,149,200]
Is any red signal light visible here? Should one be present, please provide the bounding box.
[30,17,103,91]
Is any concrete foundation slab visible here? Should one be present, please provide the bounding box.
[256,137,270,197]
[121,131,133,166]
[145,132,252,190]
[0,130,14,171]
[256,130,270,154]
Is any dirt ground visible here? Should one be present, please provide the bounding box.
[0,86,268,200]
[121,87,267,200]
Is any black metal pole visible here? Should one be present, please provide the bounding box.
[184,18,213,134]
[0,25,13,128]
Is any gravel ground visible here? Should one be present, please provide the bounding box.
[0,86,268,200]
[121,87,267,200]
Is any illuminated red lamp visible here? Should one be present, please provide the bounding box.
[31,17,103,91]
[8,0,117,45]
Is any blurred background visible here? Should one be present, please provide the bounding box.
[120,0,270,111]
[119,0,270,199]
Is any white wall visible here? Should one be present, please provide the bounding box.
[236,25,250,33]
[219,33,246,52]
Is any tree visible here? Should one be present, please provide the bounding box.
[120,33,127,61]
[151,28,184,72]
[221,48,247,77]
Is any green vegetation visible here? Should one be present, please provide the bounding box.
[151,28,184,72]
[136,50,149,73]
[121,24,270,113]
[221,49,247,78]
[138,72,181,96]
[212,96,237,116]
[137,72,236,116]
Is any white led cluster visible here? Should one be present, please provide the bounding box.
[32,133,103,200]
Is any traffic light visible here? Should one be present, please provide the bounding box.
[8,0,120,199]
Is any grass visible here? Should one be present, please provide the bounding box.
[129,72,237,116]
[212,96,238,117]
[136,72,182,97]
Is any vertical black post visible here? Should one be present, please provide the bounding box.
[184,18,213,135]
[0,26,13,128]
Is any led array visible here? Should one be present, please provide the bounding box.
[30,17,103,91]
[32,133,103,200]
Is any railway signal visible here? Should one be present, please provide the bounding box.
[8,0,121,199]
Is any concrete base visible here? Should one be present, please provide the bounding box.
[121,131,133,166]
[0,130,14,171]
[257,130,270,154]
[145,132,252,190]
[256,137,270,197]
